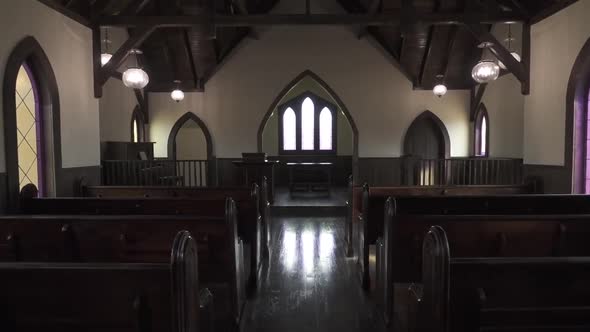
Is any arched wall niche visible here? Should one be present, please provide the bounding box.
[3,36,61,209]
[257,70,360,182]
[167,111,214,161]
[402,110,451,159]
[566,36,590,194]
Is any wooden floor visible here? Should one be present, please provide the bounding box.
[240,214,385,332]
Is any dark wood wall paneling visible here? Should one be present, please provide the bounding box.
[523,164,570,194]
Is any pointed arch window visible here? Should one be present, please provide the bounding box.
[474,104,489,157]
[279,92,337,155]
[282,107,296,151]
[319,107,333,150]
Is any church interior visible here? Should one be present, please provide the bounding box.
[1,0,590,331]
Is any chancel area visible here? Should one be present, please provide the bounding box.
[2,0,590,331]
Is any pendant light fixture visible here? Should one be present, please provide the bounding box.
[122,49,150,89]
[171,80,185,102]
[101,27,113,66]
[498,24,521,70]
[472,42,500,84]
[432,74,447,98]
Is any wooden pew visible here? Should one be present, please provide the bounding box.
[21,196,262,291]
[376,197,590,326]
[0,199,245,328]
[355,183,538,290]
[416,226,590,332]
[82,182,272,261]
[0,230,205,332]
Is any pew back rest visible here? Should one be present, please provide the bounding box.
[0,230,200,332]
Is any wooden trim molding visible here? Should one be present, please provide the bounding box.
[3,36,62,210]
[565,36,590,194]
[167,112,214,160]
[256,70,360,183]
[403,110,451,159]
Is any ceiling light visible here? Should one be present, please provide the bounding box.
[171,80,185,102]
[122,49,149,89]
[472,60,500,83]
[100,53,112,66]
[432,75,447,97]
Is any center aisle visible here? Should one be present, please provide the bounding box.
[240,216,386,332]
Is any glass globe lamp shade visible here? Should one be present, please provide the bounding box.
[471,60,500,84]
[433,84,447,97]
[498,52,522,70]
[122,67,149,89]
[171,89,185,102]
[100,53,112,66]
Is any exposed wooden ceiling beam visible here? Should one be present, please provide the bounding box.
[506,0,531,19]
[183,29,201,89]
[98,24,157,87]
[418,26,435,88]
[120,0,153,15]
[441,25,458,79]
[37,0,91,27]
[98,12,526,27]
[357,0,381,39]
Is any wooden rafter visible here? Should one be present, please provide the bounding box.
[120,0,153,15]
[98,12,527,27]
[418,26,435,88]
[183,29,201,89]
[357,0,381,39]
[441,25,458,79]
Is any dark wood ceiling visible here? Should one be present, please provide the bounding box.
[337,0,571,90]
[39,0,575,92]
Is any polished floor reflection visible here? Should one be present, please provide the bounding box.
[241,216,385,332]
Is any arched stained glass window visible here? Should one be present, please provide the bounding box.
[480,116,487,155]
[16,64,43,194]
[319,107,333,150]
[282,107,296,151]
[301,97,315,150]
[133,119,139,143]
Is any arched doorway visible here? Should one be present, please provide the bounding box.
[566,36,590,194]
[403,111,450,185]
[403,111,450,159]
[257,70,359,184]
[3,36,61,207]
[167,112,213,186]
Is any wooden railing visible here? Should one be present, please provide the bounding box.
[402,157,523,186]
[101,159,213,187]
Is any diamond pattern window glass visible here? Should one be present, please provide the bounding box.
[15,65,42,193]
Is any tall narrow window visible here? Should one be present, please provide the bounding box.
[301,97,315,150]
[132,119,139,143]
[278,92,337,154]
[282,107,296,151]
[16,64,43,194]
[474,104,489,157]
[319,107,333,150]
[480,116,487,156]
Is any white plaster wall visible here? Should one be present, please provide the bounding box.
[481,74,524,158]
[99,28,139,143]
[149,25,471,158]
[176,125,208,160]
[524,0,590,165]
[0,0,100,170]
